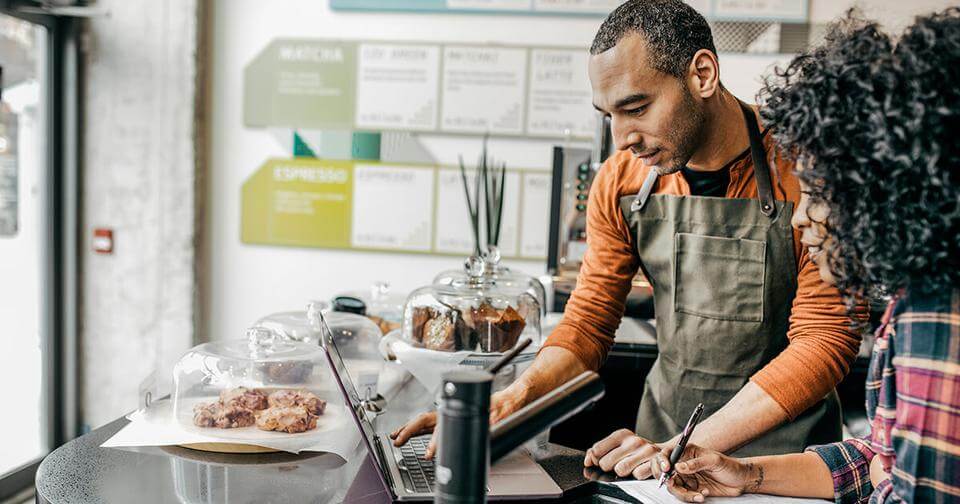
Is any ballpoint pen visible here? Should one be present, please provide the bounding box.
[658,402,705,488]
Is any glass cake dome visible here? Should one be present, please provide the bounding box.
[255,303,386,401]
[402,255,541,353]
[171,327,336,435]
[433,247,547,315]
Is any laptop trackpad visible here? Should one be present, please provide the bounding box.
[488,451,562,497]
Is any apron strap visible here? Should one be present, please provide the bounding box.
[739,102,776,218]
[630,168,660,212]
[629,103,775,216]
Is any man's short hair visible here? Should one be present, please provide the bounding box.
[590,0,718,78]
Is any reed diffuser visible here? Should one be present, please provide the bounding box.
[458,135,507,260]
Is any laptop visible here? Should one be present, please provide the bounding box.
[320,324,562,501]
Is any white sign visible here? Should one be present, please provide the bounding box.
[356,44,441,131]
[433,168,521,257]
[713,0,806,21]
[434,168,478,255]
[684,0,711,15]
[441,46,528,135]
[351,164,434,251]
[526,49,595,138]
[519,173,551,258]
[447,0,531,10]
[532,0,621,13]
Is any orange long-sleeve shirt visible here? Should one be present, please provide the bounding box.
[543,128,862,420]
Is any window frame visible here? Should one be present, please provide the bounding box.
[0,2,80,500]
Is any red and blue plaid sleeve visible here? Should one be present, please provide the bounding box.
[877,290,960,502]
[807,438,876,504]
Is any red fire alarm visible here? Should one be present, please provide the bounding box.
[93,228,113,254]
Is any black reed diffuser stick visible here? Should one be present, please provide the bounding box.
[458,135,509,257]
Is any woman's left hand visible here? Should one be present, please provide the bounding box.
[869,455,890,488]
[650,444,759,502]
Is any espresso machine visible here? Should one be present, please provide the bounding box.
[546,114,653,318]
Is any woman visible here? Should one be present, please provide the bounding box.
[649,9,960,503]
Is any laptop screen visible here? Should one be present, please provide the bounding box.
[318,315,393,491]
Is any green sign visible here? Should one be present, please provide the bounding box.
[244,39,358,129]
[242,158,353,248]
[241,158,552,259]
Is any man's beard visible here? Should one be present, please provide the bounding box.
[653,88,706,176]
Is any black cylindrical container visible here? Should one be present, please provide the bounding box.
[435,369,493,504]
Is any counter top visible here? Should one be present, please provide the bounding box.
[36,416,615,504]
[35,375,627,504]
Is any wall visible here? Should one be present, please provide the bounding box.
[205,0,791,343]
[810,0,955,30]
[80,0,201,429]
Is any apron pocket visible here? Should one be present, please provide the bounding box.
[673,232,766,322]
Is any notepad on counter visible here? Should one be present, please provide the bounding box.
[606,480,830,504]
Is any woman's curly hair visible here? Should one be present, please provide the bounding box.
[759,9,960,305]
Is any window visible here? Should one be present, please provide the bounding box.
[0,3,79,499]
[0,13,47,478]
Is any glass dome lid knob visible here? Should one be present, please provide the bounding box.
[483,245,502,267]
[464,255,486,279]
[246,326,278,357]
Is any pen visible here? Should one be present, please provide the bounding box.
[658,402,705,488]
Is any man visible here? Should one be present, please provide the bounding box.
[392,0,861,480]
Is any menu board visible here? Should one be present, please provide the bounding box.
[531,0,621,12]
[351,164,434,251]
[355,44,440,131]
[713,0,806,21]
[448,0,531,10]
[244,38,602,139]
[519,173,551,257]
[330,0,806,20]
[440,46,527,134]
[526,49,594,138]
[434,168,479,254]
[242,158,550,259]
[245,40,356,129]
[242,158,354,248]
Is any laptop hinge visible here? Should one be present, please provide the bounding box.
[373,435,398,496]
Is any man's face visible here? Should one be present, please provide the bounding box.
[589,33,706,175]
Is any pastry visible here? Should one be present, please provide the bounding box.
[422,315,457,351]
[267,389,327,416]
[192,387,324,432]
[192,402,257,429]
[471,303,526,352]
[255,405,318,434]
[219,387,268,411]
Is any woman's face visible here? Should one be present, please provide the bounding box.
[791,161,838,286]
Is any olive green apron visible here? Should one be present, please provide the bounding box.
[622,103,841,456]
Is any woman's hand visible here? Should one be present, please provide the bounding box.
[650,444,761,502]
[869,455,890,488]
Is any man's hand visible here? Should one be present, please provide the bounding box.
[388,386,528,459]
[583,429,664,479]
[649,444,757,502]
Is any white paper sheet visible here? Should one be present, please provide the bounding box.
[609,480,830,504]
[102,399,361,458]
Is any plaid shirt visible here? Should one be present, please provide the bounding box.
[808,288,960,503]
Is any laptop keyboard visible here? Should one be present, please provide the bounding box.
[398,435,435,493]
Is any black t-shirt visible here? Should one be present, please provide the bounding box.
[681,165,730,197]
